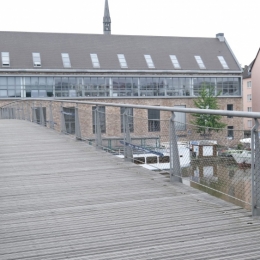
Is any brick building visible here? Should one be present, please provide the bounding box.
[0,0,243,140]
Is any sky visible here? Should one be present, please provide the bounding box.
[0,0,259,67]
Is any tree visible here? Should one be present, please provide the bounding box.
[191,85,226,135]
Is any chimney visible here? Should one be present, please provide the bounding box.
[216,33,225,42]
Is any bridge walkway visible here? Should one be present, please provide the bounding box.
[1,120,260,260]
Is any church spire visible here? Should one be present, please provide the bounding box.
[103,0,111,35]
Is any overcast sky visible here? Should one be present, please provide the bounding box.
[1,0,259,67]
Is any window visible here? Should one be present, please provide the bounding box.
[218,56,229,69]
[227,104,233,118]
[1,52,10,67]
[247,81,252,88]
[247,94,252,101]
[90,54,100,68]
[144,55,155,68]
[92,106,106,133]
[32,53,41,67]
[248,107,252,112]
[170,55,181,69]
[117,54,128,68]
[227,126,234,139]
[148,109,160,132]
[63,107,75,134]
[247,120,252,128]
[61,53,71,68]
[194,56,206,69]
[120,107,134,133]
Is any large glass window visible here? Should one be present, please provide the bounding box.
[125,78,133,96]
[148,109,160,132]
[0,76,242,99]
[146,78,155,96]
[140,78,147,96]
[132,78,138,96]
[0,77,8,97]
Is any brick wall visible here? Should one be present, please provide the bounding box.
[0,97,244,147]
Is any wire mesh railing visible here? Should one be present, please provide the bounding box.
[1,99,260,216]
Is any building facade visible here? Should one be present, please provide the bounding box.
[242,63,253,136]
[251,49,260,112]
[0,1,243,139]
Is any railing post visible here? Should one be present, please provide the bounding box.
[95,105,102,149]
[169,112,182,182]
[251,118,260,216]
[75,103,82,140]
[39,103,45,126]
[60,102,66,134]
[49,102,54,129]
[123,108,133,161]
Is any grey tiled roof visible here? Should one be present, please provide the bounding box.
[0,31,241,71]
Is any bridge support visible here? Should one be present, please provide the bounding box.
[169,112,182,182]
[252,118,260,216]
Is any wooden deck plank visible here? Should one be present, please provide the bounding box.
[1,120,260,260]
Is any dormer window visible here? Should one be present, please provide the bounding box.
[218,56,229,69]
[61,53,71,68]
[144,55,155,68]
[170,55,181,69]
[1,52,10,67]
[90,54,100,68]
[32,53,41,67]
[117,54,128,68]
[194,56,206,69]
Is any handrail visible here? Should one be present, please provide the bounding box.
[1,98,259,119]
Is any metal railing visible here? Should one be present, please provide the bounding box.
[1,98,260,216]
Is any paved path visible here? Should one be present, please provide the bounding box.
[1,120,260,260]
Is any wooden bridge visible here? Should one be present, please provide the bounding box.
[1,120,260,260]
